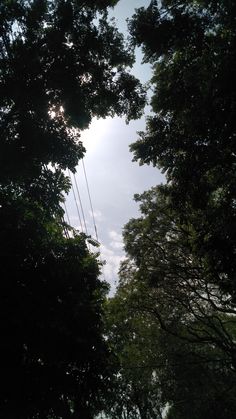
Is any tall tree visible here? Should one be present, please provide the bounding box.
[104,260,164,419]
[108,1,236,415]
[1,0,145,180]
[0,0,146,417]
[129,0,236,299]
[123,186,236,368]
[106,256,236,419]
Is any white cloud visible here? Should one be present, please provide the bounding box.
[89,209,104,222]
[109,230,122,241]
[100,243,125,295]
[110,241,123,250]
[109,230,123,250]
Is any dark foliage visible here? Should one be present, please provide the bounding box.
[129,0,236,298]
[103,1,236,416]
[0,0,146,417]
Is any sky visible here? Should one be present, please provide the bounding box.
[66,0,164,294]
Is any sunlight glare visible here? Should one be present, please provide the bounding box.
[81,117,113,153]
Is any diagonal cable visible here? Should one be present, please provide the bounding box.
[82,158,98,241]
[73,172,88,235]
[68,169,84,233]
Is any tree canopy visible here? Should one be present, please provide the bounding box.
[103,1,236,416]
[2,0,236,416]
[105,254,236,419]
[129,0,236,298]
[104,260,163,419]
[0,1,146,417]
[1,0,145,179]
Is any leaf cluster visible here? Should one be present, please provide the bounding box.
[104,1,236,416]
[129,0,236,298]
[0,1,148,417]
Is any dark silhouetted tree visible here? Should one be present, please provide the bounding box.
[129,0,236,299]
[106,1,236,416]
[0,0,146,417]
[106,248,236,419]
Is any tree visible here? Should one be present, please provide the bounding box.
[106,257,236,419]
[129,0,236,299]
[104,260,164,419]
[108,2,236,415]
[1,233,111,418]
[0,0,146,417]
[1,0,145,182]
[123,186,236,368]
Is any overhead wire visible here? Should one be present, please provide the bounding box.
[72,171,88,235]
[82,158,98,241]
[68,169,84,233]
[81,158,106,280]
[63,159,106,281]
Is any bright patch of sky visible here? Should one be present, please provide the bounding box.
[66,0,164,294]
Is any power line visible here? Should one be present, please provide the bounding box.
[68,169,84,233]
[73,171,88,235]
[65,160,106,282]
[81,159,107,281]
[82,158,98,241]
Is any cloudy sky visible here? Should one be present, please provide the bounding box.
[66,0,164,293]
